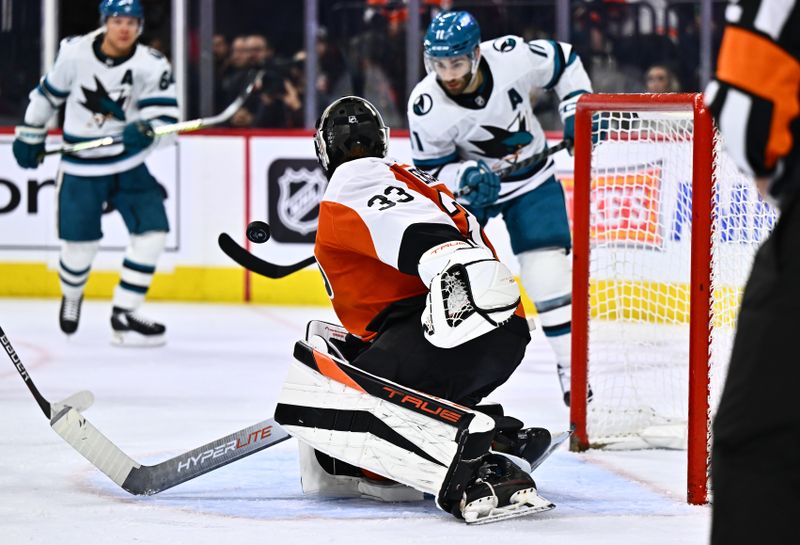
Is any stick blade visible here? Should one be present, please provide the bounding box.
[218,232,315,279]
[50,407,139,487]
[51,390,94,417]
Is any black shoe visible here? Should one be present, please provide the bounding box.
[110,306,166,347]
[59,295,83,335]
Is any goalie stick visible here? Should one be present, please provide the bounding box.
[218,142,572,279]
[1,324,290,495]
[43,69,265,157]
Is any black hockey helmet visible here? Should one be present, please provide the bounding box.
[314,96,389,177]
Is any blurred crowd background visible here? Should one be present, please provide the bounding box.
[0,0,725,130]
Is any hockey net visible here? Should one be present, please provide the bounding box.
[569,94,777,504]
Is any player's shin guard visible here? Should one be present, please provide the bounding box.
[112,231,166,311]
[275,341,497,516]
[518,249,579,405]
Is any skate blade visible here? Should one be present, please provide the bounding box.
[111,332,166,348]
[463,490,555,525]
[528,429,572,472]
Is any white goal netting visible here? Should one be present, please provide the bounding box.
[582,109,777,450]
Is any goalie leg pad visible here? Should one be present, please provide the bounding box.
[304,319,369,362]
[275,341,496,513]
[297,442,424,502]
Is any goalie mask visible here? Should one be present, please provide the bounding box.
[314,96,390,178]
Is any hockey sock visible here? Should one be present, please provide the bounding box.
[112,231,166,311]
[518,248,572,368]
[59,241,99,299]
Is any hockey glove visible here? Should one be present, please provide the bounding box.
[12,125,47,169]
[563,115,575,155]
[457,160,500,207]
[122,119,155,152]
[418,241,520,348]
[558,90,588,157]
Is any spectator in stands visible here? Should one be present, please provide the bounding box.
[220,36,252,109]
[314,28,352,113]
[572,3,641,93]
[245,34,275,69]
[238,34,303,128]
[213,34,230,75]
[645,64,680,93]
[212,34,231,111]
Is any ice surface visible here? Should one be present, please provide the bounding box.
[0,299,710,544]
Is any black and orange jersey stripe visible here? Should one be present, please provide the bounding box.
[707,0,800,198]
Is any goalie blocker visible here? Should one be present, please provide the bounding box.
[275,340,555,523]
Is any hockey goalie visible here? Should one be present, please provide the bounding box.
[274,96,562,524]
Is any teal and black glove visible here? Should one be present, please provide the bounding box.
[12,125,47,169]
[458,160,500,207]
[563,115,575,155]
[122,119,155,152]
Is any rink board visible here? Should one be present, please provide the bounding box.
[0,129,769,318]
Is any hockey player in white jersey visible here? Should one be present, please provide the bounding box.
[407,11,593,405]
[12,0,178,346]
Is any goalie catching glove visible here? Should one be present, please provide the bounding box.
[418,241,520,348]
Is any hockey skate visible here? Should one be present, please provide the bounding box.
[460,453,555,525]
[558,363,593,407]
[110,307,166,347]
[59,295,83,335]
[493,425,571,473]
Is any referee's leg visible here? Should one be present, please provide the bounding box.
[711,197,800,544]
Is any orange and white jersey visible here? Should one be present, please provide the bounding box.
[315,156,507,340]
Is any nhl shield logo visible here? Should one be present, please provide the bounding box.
[276,166,327,236]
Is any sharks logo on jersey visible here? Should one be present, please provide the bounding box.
[469,112,533,158]
[492,37,517,52]
[413,93,433,116]
[80,75,129,126]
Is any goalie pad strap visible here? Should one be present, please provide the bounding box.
[275,341,496,508]
[275,404,447,468]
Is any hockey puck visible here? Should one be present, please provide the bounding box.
[246,220,271,244]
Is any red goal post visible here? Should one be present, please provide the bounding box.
[568,93,776,505]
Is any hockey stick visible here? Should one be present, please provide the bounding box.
[454,140,571,199]
[217,140,569,279]
[1,324,291,495]
[43,69,265,156]
[218,232,316,279]
[495,139,571,179]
